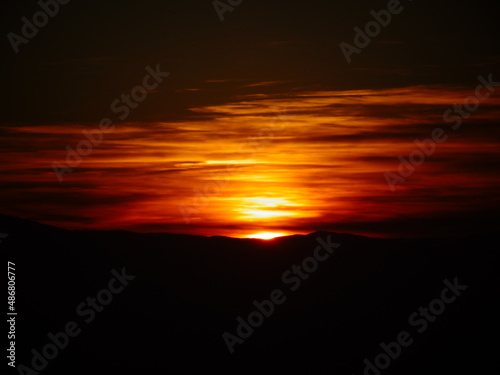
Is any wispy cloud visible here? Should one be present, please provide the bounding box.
[1,85,499,237]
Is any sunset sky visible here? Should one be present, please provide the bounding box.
[1,0,499,238]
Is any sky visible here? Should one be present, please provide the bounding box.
[1,0,499,238]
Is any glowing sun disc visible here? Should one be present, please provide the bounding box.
[246,232,286,240]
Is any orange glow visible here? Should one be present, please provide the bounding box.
[245,232,286,240]
[1,85,499,238]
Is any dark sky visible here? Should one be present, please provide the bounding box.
[2,0,499,124]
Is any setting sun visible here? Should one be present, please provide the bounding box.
[245,232,286,240]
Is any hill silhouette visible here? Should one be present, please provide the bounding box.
[1,214,498,374]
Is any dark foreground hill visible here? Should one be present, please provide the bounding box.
[1,214,498,375]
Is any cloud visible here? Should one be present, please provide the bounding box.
[1,84,499,238]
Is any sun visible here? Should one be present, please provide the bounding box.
[245,232,286,240]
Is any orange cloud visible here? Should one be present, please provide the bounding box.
[1,85,499,238]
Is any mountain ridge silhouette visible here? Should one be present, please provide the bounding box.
[1,213,498,374]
